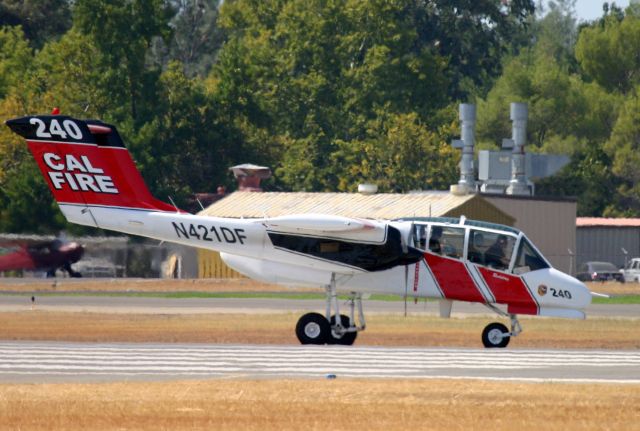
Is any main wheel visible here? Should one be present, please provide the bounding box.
[481,322,510,348]
[327,314,358,346]
[295,312,330,345]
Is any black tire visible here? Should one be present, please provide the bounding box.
[295,312,330,345]
[327,314,358,346]
[481,322,510,348]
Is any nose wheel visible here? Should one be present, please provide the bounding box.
[481,312,522,348]
[482,322,510,348]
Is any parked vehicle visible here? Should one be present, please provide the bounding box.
[576,261,624,283]
[622,258,640,283]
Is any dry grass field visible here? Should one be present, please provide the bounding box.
[0,310,638,348]
[1,379,639,431]
[1,278,638,430]
[0,277,636,295]
[0,278,638,348]
[0,277,320,294]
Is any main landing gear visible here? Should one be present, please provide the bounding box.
[481,307,522,348]
[295,274,365,346]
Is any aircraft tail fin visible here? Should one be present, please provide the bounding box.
[6,115,180,217]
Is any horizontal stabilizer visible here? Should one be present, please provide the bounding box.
[263,214,376,233]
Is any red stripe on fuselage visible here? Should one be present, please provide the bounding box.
[424,253,485,303]
[477,267,538,315]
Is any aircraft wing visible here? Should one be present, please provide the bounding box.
[0,243,34,271]
[262,214,377,233]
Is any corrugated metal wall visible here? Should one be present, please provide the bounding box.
[485,197,576,275]
[197,249,244,279]
[576,227,640,269]
[444,195,515,226]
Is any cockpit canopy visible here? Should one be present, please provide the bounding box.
[399,217,550,274]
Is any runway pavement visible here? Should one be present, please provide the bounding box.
[0,294,638,317]
[0,341,638,384]
[1,295,638,385]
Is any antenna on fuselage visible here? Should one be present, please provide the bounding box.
[168,196,180,213]
[196,198,205,211]
[404,265,408,318]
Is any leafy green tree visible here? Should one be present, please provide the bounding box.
[536,144,619,216]
[0,155,67,233]
[158,0,224,77]
[34,30,117,120]
[477,51,586,151]
[412,0,536,99]
[0,28,64,233]
[575,12,640,94]
[0,0,72,48]
[330,112,459,192]
[0,26,32,99]
[475,4,635,217]
[214,0,460,191]
[602,88,640,216]
[533,0,578,68]
[73,0,174,123]
[130,62,244,204]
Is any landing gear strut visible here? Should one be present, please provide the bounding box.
[295,274,365,345]
[481,307,522,348]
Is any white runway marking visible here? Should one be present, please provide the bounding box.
[0,342,638,384]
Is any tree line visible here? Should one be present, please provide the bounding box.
[0,0,637,234]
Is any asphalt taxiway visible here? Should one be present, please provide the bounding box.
[0,341,638,384]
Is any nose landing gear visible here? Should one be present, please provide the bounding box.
[481,310,522,348]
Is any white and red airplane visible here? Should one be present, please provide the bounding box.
[6,113,593,347]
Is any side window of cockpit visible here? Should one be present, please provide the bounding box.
[412,224,427,250]
[483,232,516,271]
[430,226,464,259]
[428,226,442,253]
[467,230,486,264]
[514,238,550,273]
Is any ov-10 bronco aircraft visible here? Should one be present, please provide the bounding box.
[0,236,84,277]
[6,113,593,348]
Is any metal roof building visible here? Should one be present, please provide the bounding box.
[199,191,576,274]
[199,191,514,223]
[485,195,577,274]
[576,217,640,269]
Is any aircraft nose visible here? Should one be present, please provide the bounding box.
[545,268,592,310]
[570,277,592,309]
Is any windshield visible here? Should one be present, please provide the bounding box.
[514,238,549,273]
